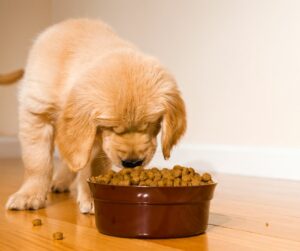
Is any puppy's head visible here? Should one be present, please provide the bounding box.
[56,52,186,171]
[101,123,160,168]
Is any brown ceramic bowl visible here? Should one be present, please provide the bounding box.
[88,181,217,238]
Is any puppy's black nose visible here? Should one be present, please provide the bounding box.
[122,159,143,168]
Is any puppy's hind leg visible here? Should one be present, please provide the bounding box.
[6,109,54,210]
[51,159,76,193]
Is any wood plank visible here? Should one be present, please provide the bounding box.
[0,158,300,250]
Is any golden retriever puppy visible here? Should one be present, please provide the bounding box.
[5,19,186,214]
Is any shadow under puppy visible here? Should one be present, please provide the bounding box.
[5,19,186,214]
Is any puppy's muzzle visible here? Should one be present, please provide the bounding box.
[122,159,143,168]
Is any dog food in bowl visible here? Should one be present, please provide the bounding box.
[88,165,217,238]
[89,165,214,187]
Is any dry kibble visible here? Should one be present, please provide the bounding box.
[140,171,148,181]
[182,175,192,182]
[166,179,173,187]
[139,181,147,186]
[53,232,64,240]
[188,167,195,175]
[173,165,183,170]
[182,168,189,176]
[119,168,131,175]
[32,218,42,226]
[157,180,165,187]
[107,170,116,178]
[181,180,188,186]
[91,166,214,187]
[119,179,131,186]
[174,178,181,186]
[163,172,174,180]
[145,179,152,186]
[131,175,140,185]
[110,177,121,185]
[146,170,155,179]
[191,177,201,186]
[150,180,158,186]
[173,169,182,178]
[202,173,212,182]
[153,173,162,181]
[151,167,160,173]
[98,175,111,184]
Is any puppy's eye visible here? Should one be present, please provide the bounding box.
[113,126,125,134]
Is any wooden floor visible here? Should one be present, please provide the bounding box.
[0,159,300,251]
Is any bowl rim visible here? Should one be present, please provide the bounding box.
[87,178,217,188]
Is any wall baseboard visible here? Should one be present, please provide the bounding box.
[152,144,300,181]
[1,137,299,180]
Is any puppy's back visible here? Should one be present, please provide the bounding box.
[21,19,135,109]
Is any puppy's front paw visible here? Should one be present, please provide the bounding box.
[6,192,46,210]
[77,196,94,214]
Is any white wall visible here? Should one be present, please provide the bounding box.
[1,0,300,179]
[51,0,300,148]
[0,0,51,135]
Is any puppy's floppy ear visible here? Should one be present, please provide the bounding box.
[56,94,97,172]
[161,84,187,160]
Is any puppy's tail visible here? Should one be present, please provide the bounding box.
[0,69,24,85]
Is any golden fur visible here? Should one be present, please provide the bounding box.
[5,19,186,214]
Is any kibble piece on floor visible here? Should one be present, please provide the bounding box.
[53,232,64,240]
[32,218,42,226]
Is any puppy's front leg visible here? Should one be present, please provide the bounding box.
[77,166,94,214]
[76,144,111,214]
[6,110,54,210]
